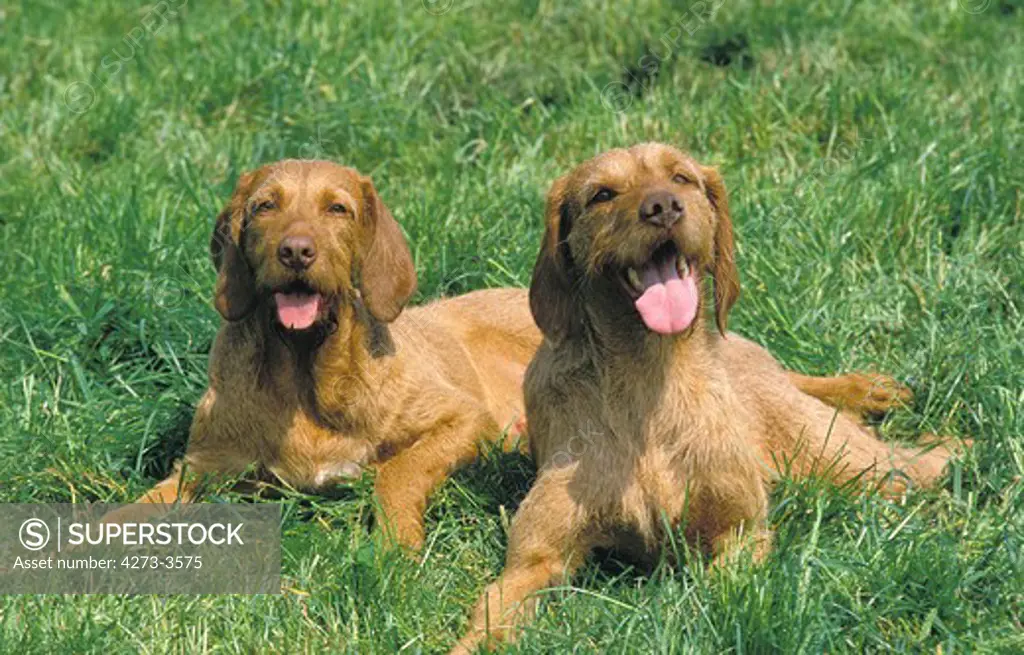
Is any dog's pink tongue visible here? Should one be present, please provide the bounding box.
[274,293,320,330]
[634,257,699,335]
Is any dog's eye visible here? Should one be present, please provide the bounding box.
[672,173,692,185]
[589,188,618,205]
[252,200,276,214]
[327,203,348,215]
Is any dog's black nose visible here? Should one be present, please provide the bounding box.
[639,191,683,228]
[278,236,318,270]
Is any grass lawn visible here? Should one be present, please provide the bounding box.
[1,0,1022,651]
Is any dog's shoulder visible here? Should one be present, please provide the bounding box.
[525,338,595,394]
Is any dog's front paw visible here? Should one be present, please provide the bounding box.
[845,372,914,415]
[97,503,171,526]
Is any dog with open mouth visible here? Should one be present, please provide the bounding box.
[115,159,541,550]
[452,143,968,652]
[106,156,938,554]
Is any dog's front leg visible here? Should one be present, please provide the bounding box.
[102,389,256,525]
[452,467,592,654]
[98,457,230,526]
[710,523,774,569]
[372,405,498,550]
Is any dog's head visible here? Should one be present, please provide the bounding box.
[210,160,416,335]
[530,143,739,344]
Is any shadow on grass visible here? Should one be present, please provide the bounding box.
[445,446,537,515]
[136,401,193,481]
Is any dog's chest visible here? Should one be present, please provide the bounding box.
[597,390,761,548]
[615,419,713,523]
[266,406,375,491]
[208,330,380,491]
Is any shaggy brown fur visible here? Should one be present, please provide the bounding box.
[453,144,966,652]
[106,157,931,554]
[109,160,541,549]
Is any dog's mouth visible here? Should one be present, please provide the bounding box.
[620,241,700,335]
[272,281,327,331]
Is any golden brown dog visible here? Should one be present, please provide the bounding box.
[454,144,965,651]
[117,159,542,549]
[110,156,929,553]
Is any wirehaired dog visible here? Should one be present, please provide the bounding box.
[114,160,539,549]
[454,143,965,651]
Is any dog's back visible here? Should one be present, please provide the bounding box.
[396,288,540,434]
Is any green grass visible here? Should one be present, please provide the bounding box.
[1,0,1022,651]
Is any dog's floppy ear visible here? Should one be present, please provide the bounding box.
[701,165,740,335]
[211,170,259,322]
[358,177,417,323]
[529,176,582,345]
